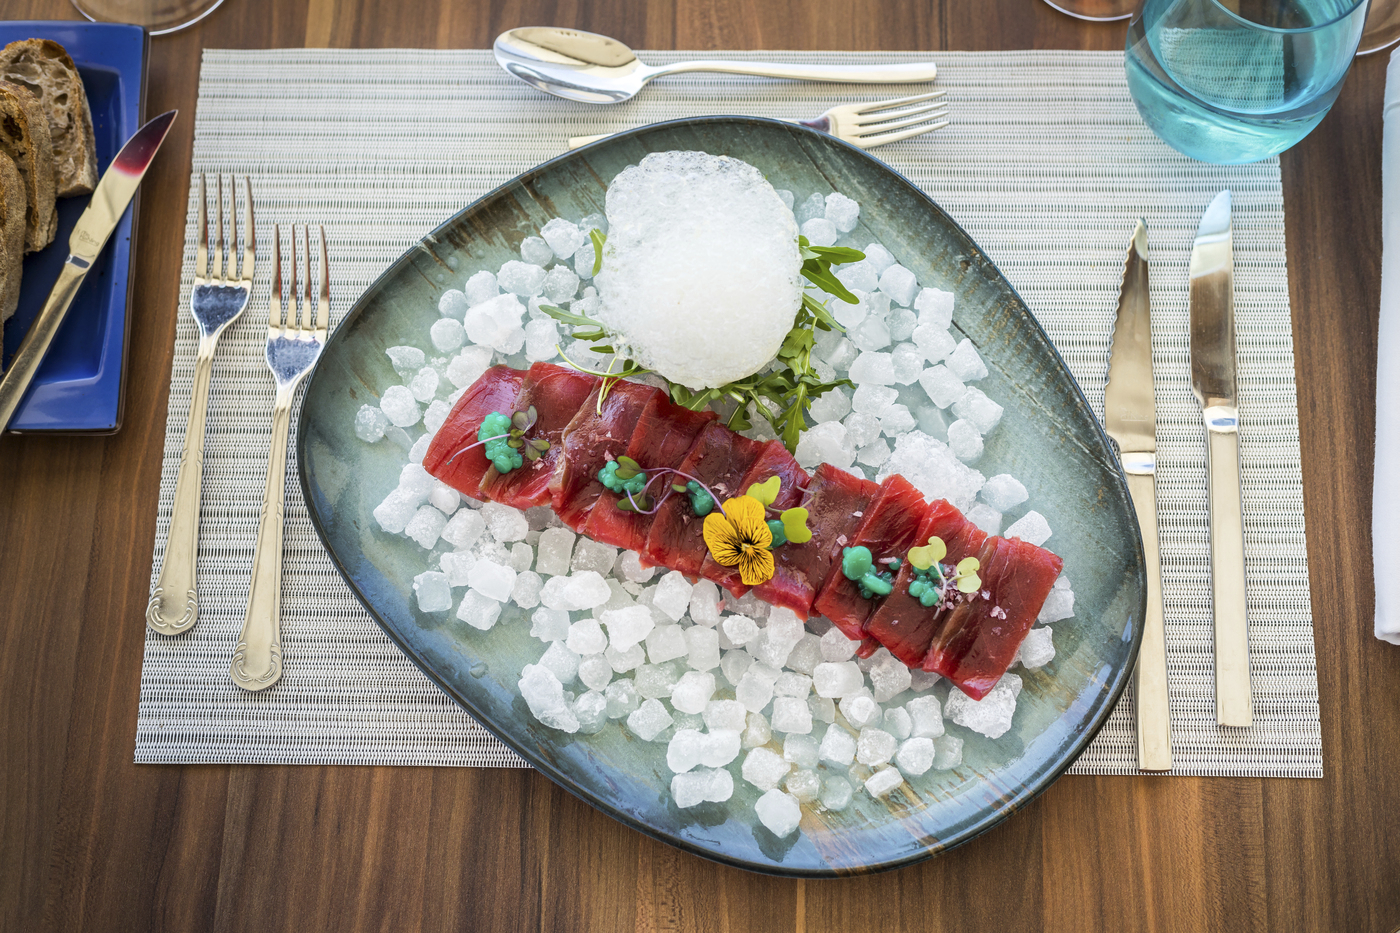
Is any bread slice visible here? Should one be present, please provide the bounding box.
[0,81,56,253]
[0,40,97,198]
[0,151,25,328]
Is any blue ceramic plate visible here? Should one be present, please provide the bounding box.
[0,21,147,433]
[297,118,1146,876]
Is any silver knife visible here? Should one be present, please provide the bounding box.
[0,110,178,431]
[1105,220,1172,771]
[1189,189,1252,728]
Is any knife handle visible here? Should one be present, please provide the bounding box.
[1125,464,1172,771]
[0,260,87,430]
[1205,410,1252,727]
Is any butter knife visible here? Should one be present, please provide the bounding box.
[1189,189,1252,728]
[1105,220,1172,771]
[0,111,178,431]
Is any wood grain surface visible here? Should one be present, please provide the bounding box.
[1,1,1396,931]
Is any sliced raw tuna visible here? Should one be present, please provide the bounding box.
[812,474,930,641]
[548,379,664,530]
[862,499,989,668]
[582,394,717,552]
[478,363,599,509]
[923,535,1063,700]
[642,422,765,577]
[423,365,526,496]
[747,463,879,618]
[700,440,810,597]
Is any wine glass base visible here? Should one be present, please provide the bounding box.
[1039,0,1134,22]
[70,0,225,35]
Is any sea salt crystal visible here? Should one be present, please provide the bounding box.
[944,673,1022,739]
[909,669,941,692]
[446,345,494,388]
[912,323,957,365]
[843,411,882,449]
[542,264,580,304]
[541,217,586,258]
[380,385,421,427]
[440,551,475,586]
[464,270,498,306]
[914,287,955,329]
[831,291,868,329]
[467,558,516,602]
[430,317,465,353]
[952,386,1004,434]
[1038,583,1075,623]
[617,550,654,583]
[880,404,917,437]
[981,474,1029,512]
[775,189,795,210]
[571,538,617,576]
[721,649,754,688]
[919,364,965,408]
[818,723,857,766]
[605,642,646,673]
[894,737,936,776]
[497,260,547,298]
[771,697,813,735]
[794,420,856,470]
[868,652,912,702]
[878,264,918,307]
[428,482,460,516]
[423,399,451,435]
[576,655,613,692]
[563,571,612,609]
[736,662,781,711]
[354,404,390,442]
[530,607,571,642]
[600,605,654,651]
[405,506,448,549]
[836,260,879,293]
[888,307,918,343]
[891,344,925,386]
[864,767,904,798]
[825,192,860,232]
[524,318,561,362]
[841,693,883,729]
[858,439,891,469]
[652,571,693,622]
[801,217,838,247]
[519,664,578,732]
[672,767,735,808]
[883,707,913,741]
[758,609,805,666]
[686,580,720,627]
[572,241,598,279]
[604,679,641,719]
[850,314,891,352]
[511,570,544,608]
[671,672,717,714]
[795,192,826,224]
[814,661,863,697]
[808,386,851,423]
[852,384,898,417]
[508,541,534,572]
[722,615,760,646]
[820,775,854,810]
[857,727,898,766]
[627,698,673,741]
[453,590,499,630]
[1017,627,1056,669]
[566,618,608,656]
[413,570,452,612]
[965,501,1002,535]
[1004,510,1052,546]
[741,711,772,748]
[932,734,964,769]
[573,691,609,734]
[442,508,486,549]
[849,350,896,385]
[646,623,688,664]
[408,434,432,464]
[539,641,581,684]
[685,626,721,671]
[520,236,554,267]
[480,502,529,542]
[785,634,823,675]
[755,789,802,837]
[947,419,984,463]
[878,431,985,511]
[783,733,821,769]
[535,526,576,576]
[386,345,426,380]
[945,338,988,381]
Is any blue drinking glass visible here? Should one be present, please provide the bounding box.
[1125,0,1369,163]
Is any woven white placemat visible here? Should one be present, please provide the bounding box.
[136,48,1321,777]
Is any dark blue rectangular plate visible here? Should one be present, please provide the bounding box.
[0,20,147,433]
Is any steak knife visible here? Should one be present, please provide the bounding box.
[1189,189,1252,728]
[0,110,178,431]
[1105,220,1172,771]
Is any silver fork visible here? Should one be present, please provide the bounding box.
[566,90,950,150]
[230,224,330,692]
[147,174,254,636]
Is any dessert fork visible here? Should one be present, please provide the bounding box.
[147,174,254,636]
[230,224,330,692]
[566,90,950,150]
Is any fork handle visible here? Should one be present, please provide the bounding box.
[231,392,292,691]
[147,339,217,635]
[569,120,802,149]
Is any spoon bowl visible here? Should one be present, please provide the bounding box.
[493,27,939,104]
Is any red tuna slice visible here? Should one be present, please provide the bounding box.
[862,499,989,667]
[813,474,931,642]
[581,394,718,552]
[642,422,765,578]
[746,463,879,619]
[548,379,665,530]
[423,365,526,496]
[924,535,1063,700]
[699,440,810,597]
[477,363,599,509]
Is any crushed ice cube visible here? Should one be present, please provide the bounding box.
[530,607,571,642]
[824,192,860,232]
[754,789,802,837]
[981,474,1029,512]
[627,698,673,741]
[836,260,879,293]
[617,550,654,583]
[684,626,721,671]
[795,192,827,224]
[912,323,957,365]
[672,767,735,808]
[671,671,717,714]
[446,345,494,389]
[849,314,891,352]
[646,623,688,664]
[914,287,954,329]
[952,386,1004,434]
[946,338,987,381]
[864,767,904,798]
[868,652,912,702]
[480,502,529,542]
[919,364,965,409]
[813,661,864,697]
[423,399,451,435]
[413,570,452,612]
[604,679,641,718]
[539,641,580,683]
[519,664,579,732]
[524,318,561,362]
[1038,583,1075,623]
[600,605,654,651]
[511,570,543,608]
[536,527,576,576]
[808,385,851,423]
[520,236,554,267]
[355,404,391,442]
[498,260,547,298]
[577,656,613,692]
[605,642,645,673]
[573,691,608,733]
[722,615,760,646]
[736,662,780,712]
[566,618,608,656]
[783,733,821,769]
[844,411,881,449]
[944,673,1022,739]
[541,217,586,258]
[741,711,772,748]
[464,293,526,353]
[652,571,693,622]
[1016,626,1056,669]
[386,345,426,381]
[794,420,856,470]
[818,723,857,766]
[878,264,918,307]
[820,774,854,810]
[456,590,502,630]
[856,728,898,766]
[878,431,985,510]
[771,697,813,735]
[932,734,964,769]
[801,217,838,246]
[428,481,460,515]
[840,693,883,729]
[1004,510,1051,546]
[895,737,936,776]
[965,501,1001,535]
[880,404,917,437]
[405,506,448,549]
[849,350,896,385]
[852,384,898,417]
[430,317,465,353]
[883,707,913,740]
[441,509,486,549]
[380,385,421,427]
[947,419,984,463]
[571,537,618,576]
[467,558,516,602]
[408,434,432,464]
[464,270,498,306]
[891,344,924,385]
[440,551,475,586]
[785,769,821,802]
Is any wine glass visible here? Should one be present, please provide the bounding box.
[69,0,226,35]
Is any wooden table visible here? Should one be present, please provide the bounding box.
[1,1,1396,930]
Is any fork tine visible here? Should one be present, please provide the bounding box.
[241,177,255,282]
[301,225,313,331]
[852,89,946,115]
[214,175,225,281]
[228,174,238,281]
[196,174,208,280]
[856,105,950,135]
[317,226,329,332]
[270,223,283,330]
[854,100,949,128]
[854,120,950,148]
[289,225,299,331]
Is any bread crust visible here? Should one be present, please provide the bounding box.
[0,151,25,328]
[0,39,98,198]
[0,81,56,253]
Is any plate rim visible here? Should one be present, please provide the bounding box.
[296,115,1147,877]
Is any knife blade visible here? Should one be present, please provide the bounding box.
[1104,219,1172,771]
[1189,189,1252,728]
[0,110,178,432]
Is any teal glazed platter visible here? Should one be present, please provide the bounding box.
[297,117,1146,876]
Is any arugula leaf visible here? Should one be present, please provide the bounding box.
[590,228,606,276]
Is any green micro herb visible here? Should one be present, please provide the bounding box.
[540,234,862,454]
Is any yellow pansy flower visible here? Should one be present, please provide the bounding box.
[702,495,775,586]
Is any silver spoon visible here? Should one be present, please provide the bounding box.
[493,28,938,105]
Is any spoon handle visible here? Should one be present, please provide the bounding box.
[651,60,937,84]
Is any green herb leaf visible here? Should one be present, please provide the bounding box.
[590,228,606,276]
